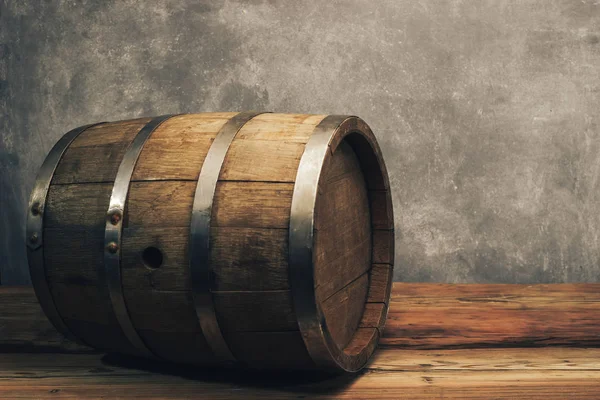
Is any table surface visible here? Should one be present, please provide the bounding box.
[1,283,600,399]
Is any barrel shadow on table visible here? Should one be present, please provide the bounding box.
[100,353,362,393]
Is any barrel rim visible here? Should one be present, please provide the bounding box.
[289,115,394,372]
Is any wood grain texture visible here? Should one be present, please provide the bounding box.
[45,183,112,228]
[314,141,371,351]
[314,141,371,300]
[0,287,90,353]
[1,349,600,399]
[212,181,294,228]
[126,181,195,227]
[131,113,235,181]
[382,283,600,348]
[321,273,369,350]
[220,139,306,182]
[2,285,600,398]
[367,264,393,304]
[218,113,323,182]
[372,230,393,265]
[119,226,291,292]
[359,303,386,329]
[44,180,138,355]
[120,227,190,291]
[211,227,289,291]
[4,284,599,353]
[234,113,326,143]
[368,190,393,230]
[52,119,151,184]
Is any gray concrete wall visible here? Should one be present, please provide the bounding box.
[1,1,600,284]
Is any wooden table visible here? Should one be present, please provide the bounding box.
[1,284,599,399]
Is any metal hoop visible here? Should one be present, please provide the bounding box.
[189,111,267,365]
[27,122,105,345]
[103,115,174,358]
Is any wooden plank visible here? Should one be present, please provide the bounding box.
[234,113,325,143]
[212,181,294,229]
[120,226,291,292]
[372,229,393,264]
[131,113,234,181]
[382,283,600,348]
[0,287,90,353]
[3,284,600,354]
[368,190,393,230]
[213,290,297,332]
[122,289,198,333]
[52,119,151,184]
[0,372,598,399]
[220,139,306,182]
[367,264,393,304]
[321,273,369,350]
[3,284,600,398]
[0,347,596,373]
[126,181,195,227]
[45,183,112,228]
[345,327,379,358]
[314,141,371,304]
[314,234,371,300]
[218,114,327,182]
[121,227,190,291]
[0,369,598,399]
[211,227,289,291]
[359,303,386,329]
[368,347,600,371]
[65,118,151,148]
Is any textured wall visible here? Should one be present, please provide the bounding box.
[1,1,600,284]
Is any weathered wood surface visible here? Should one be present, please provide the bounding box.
[3,283,600,353]
[316,141,371,351]
[1,284,600,398]
[0,348,599,399]
[384,283,600,348]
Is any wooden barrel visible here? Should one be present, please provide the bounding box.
[26,112,394,372]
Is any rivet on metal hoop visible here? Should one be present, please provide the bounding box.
[106,241,118,253]
[31,202,41,216]
[109,211,121,225]
[27,121,106,346]
[29,233,39,244]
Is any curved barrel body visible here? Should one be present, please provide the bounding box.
[26,112,394,372]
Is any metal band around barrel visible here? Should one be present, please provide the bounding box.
[104,115,174,358]
[190,111,266,364]
[289,115,351,370]
[26,122,106,345]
